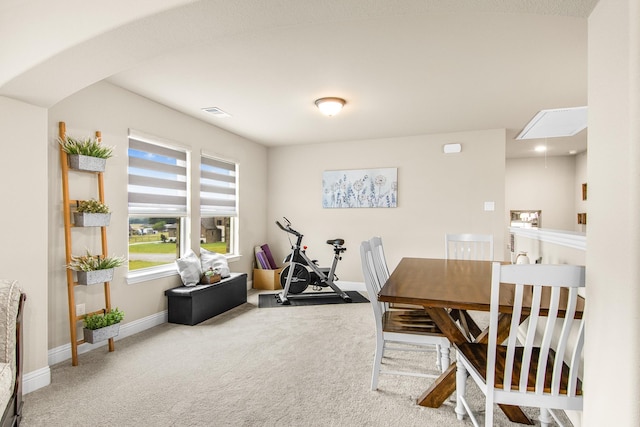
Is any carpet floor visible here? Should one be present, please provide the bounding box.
[22,290,562,426]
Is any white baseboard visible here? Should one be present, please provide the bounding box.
[22,366,51,395]
[24,310,168,394]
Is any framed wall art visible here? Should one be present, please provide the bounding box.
[322,167,397,208]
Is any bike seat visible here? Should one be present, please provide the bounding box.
[326,238,345,246]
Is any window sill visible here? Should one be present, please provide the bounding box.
[126,254,242,284]
[126,264,178,285]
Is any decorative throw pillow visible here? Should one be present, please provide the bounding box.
[175,249,202,287]
[200,248,231,278]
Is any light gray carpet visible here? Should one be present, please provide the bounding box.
[22,291,551,426]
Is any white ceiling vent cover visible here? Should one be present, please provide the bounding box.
[202,107,232,118]
[516,106,587,140]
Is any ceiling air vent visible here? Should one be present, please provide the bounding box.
[201,107,231,118]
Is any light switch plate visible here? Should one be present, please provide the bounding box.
[484,201,495,211]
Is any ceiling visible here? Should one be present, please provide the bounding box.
[1,0,598,158]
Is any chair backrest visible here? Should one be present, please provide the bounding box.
[360,241,386,325]
[487,262,586,398]
[369,236,390,285]
[445,233,494,261]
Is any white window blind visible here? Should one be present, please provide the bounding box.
[200,155,237,217]
[128,131,188,216]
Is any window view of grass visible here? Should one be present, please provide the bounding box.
[128,217,230,271]
[129,224,227,271]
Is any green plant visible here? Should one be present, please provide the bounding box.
[204,267,221,277]
[83,308,125,330]
[76,199,110,214]
[59,136,114,159]
[66,250,126,271]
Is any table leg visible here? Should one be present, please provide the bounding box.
[415,308,468,407]
[422,307,534,425]
[417,363,456,407]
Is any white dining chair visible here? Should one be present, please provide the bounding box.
[445,233,494,339]
[360,240,451,391]
[455,262,585,426]
[445,233,494,261]
[368,236,391,285]
[368,236,448,371]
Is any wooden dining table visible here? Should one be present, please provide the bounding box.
[378,257,586,425]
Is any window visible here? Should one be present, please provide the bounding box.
[128,130,189,276]
[200,155,237,255]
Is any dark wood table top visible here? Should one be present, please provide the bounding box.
[378,257,584,316]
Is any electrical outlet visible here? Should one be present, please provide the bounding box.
[76,303,85,316]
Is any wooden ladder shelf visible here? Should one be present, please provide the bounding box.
[59,121,114,366]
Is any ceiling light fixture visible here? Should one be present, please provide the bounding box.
[516,106,587,140]
[315,97,346,117]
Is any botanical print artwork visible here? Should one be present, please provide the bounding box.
[322,168,398,208]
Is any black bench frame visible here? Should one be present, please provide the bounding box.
[165,273,247,325]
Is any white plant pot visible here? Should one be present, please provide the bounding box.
[67,154,106,172]
[73,212,111,227]
[76,268,114,285]
[83,323,120,344]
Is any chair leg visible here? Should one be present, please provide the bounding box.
[371,337,384,390]
[484,395,494,427]
[455,353,467,421]
[439,345,450,373]
[539,407,552,427]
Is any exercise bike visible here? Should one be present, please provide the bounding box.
[275,217,352,305]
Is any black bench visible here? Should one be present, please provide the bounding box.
[164,273,247,325]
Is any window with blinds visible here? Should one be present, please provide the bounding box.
[127,131,189,273]
[128,131,188,216]
[200,155,237,217]
[199,155,237,256]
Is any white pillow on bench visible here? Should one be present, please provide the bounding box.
[175,250,202,287]
[200,248,230,278]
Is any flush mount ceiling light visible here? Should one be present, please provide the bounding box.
[516,106,587,140]
[315,97,346,116]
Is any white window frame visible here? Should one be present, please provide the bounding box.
[200,153,239,258]
[126,129,191,284]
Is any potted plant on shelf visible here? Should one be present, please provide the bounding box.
[58,135,114,172]
[201,267,222,284]
[66,250,126,285]
[83,308,125,344]
[73,199,111,227]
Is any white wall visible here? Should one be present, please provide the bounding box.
[586,0,640,425]
[47,81,268,350]
[505,156,577,231]
[267,129,506,282]
[0,97,49,376]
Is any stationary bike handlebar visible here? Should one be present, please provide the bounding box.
[276,218,345,251]
[275,218,302,238]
